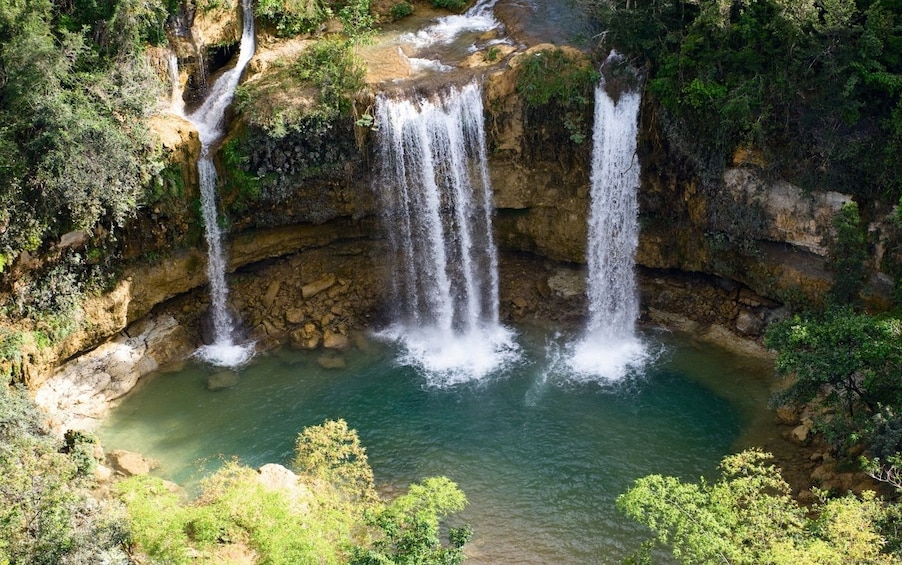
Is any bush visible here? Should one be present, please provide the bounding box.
[0,384,129,564]
[766,308,902,452]
[515,48,599,144]
[389,2,413,21]
[431,0,467,12]
[826,201,868,305]
[255,0,373,38]
[235,39,365,137]
[295,39,366,120]
[0,0,165,265]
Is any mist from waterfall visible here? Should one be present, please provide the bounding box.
[187,0,256,367]
[568,55,646,381]
[374,81,518,385]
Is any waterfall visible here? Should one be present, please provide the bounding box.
[374,81,517,385]
[187,0,256,367]
[568,54,646,381]
[167,51,185,116]
[403,0,501,49]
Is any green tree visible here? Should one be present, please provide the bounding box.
[350,476,471,565]
[826,201,869,304]
[618,449,901,564]
[766,309,902,426]
[0,0,164,265]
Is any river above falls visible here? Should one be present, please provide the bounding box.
[99,326,781,563]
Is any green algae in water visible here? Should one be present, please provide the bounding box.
[100,328,772,563]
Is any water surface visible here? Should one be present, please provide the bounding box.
[100,327,774,563]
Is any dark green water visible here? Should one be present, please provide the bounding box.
[99,327,775,563]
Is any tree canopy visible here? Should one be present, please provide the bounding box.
[585,0,902,202]
[619,449,902,564]
[0,0,167,268]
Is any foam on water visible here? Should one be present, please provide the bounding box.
[402,0,501,49]
[377,324,520,387]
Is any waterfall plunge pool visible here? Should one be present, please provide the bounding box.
[99,326,779,563]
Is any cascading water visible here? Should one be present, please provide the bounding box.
[567,53,646,381]
[167,52,185,116]
[375,81,517,384]
[187,0,256,367]
[404,0,501,49]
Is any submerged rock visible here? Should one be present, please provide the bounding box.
[207,371,239,391]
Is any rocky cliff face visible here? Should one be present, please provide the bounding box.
[34,27,901,396]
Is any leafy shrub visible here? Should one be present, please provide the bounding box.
[0,384,129,564]
[515,48,599,143]
[235,39,365,137]
[826,201,868,305]
[389,2,413,21]
[0,0,165,265]
[117,420,471,564]
[296,39,366,120]
[766,308,902,454]
[350,476,470,565]
[293,418,377,504]
[431,0,467,12]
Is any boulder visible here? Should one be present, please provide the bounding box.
[263,280,282,309]
[285,308,305,324]
[302,274,337,299]
[108,450,156,477]
[789,424,811,445]
[257,464,312,513]
[323,330,349,350]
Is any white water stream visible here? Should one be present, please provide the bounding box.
[187,0,256,367]
[403,0,501,49]
[375,82,518,385]
[167,51,185,116]
[568,54,646,381]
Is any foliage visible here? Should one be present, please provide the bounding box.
[431,0,468,12]
[116,475,191,563]
[618,449,902,564]
[255,0,374,38]
[0,0,165,267]
[0,384,129,564]
[118,420,471,564]
[236,39,365,137]
[293,418,378,504]
[295,39,367,121]
[585,0,902,202]
[766,308,902,423]
[516,48,599,107]
[389,2,414,21]
[826,201,869,304]
[349,477,470,565]
[220,133,263,212]
[515,48,600,144]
